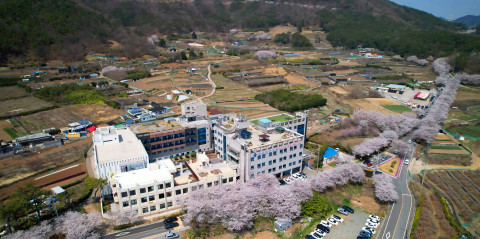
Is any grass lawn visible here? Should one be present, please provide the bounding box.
[451,126,480,138]
[379,157,401,177]
[3,128,18,138]
[252,114,295,125]
[381,105,412,112]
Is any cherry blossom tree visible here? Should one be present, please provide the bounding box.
[352,137,389,157]
[458,73,480,86]
[336,153,355,164]
[147,35,159,45]
[381,130,398,141]
[109,209,138,226]
[309,162,365,192]
[432,57,452,75]
[59,211,103,239]
[391,140,411,157]
[5,221,53,239]
[254,50,276,61]
[373,173,398,202]
[406,56,428,66]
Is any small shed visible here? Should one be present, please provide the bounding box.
[323,148,339,165]
[274,219,292,231]
[258,118,272,128]
[51,186,66,195]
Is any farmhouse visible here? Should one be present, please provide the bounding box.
[323,148,339,165]
[13,132,54,147]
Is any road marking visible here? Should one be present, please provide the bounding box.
[380,202,395,239]
[115,232,130,237]
[392,194,406,239]
[403,168,414,239]
[386,231,391,239]
[115,226,164,239]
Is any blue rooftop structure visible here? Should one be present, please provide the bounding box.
[259,119,272,124]
[386,84,406,89]
[323,148,338,158]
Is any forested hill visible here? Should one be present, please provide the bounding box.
[0,0,479,64]
[454,15,480,27]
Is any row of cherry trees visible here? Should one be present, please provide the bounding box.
[406,55,428,66]
[6,211,103,239]
[182,156,365,231]
[373,173,399,202]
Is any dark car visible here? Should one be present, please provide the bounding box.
[305,235,315,239]
[164,216,178,224]
[342,206,354,213]
[374,171,383,174]
[360,230,372,238]
[316,224,330,233]
[165,222,179,230]
[357,236,368,239]
[332,215,342,221]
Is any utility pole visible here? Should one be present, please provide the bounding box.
[421,141,429,188]
[316,144,320,171]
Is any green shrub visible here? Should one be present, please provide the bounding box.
[114,224,132,230]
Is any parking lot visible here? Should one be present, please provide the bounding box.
[324,209,371,239]
[379,87,436,108]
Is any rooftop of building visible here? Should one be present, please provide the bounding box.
[130,121,183,134]
[114,166,173,190]
[94,128,148,163]
[252,114,297,125]
[174,153,236,185]
[240,126,301,148]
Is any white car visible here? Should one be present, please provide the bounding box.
[367,218,380,224]
[320,220,332,228]
[331,215,344,223]
[365,222,379,228]
[327,218,338,225]
[405,159,410,165]
[284,178,291,184]
[368,215,380,221]
[313,229,326,237]
[362,227,376,234]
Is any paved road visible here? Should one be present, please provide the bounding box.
[102,216,188,239]
[377,136,416,239]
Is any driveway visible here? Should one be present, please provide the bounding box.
[324,209,371,239]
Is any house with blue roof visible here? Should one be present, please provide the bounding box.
[323,147,339,165]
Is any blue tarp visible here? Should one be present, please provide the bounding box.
[259,118,272,124]
[323,148,338,158]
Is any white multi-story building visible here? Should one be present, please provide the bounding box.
[92,126,149,178]
[213,114,304,182]
[109,153,237,216]
[252,112,308,136]
[181,101,208,122]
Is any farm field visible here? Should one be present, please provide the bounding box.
[0,86,29,100]
[381,104,412,112]
[427,170,480,223]
[0,138,91,187]
[16,104,124,133]
[450,126,480,138]
[129,75,174,92]
[0,96,52,117]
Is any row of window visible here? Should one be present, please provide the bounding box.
[122,201,173,212]
[250,145,302,161]
[250,160,301,172]
[121,183,172,198]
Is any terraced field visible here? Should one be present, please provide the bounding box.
[427,170,480,222]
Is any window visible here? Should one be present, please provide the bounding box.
[214,181,219,186]
[157,184,163,190]
[142,207,148,213]
[269,160,272,165]
[250,174,254,178]
[121,192,128,198]
[131,199,137,205]
[129,190,136,196]
[289,162,292,166]
[293,161,296,165]
[262,162,265,167]
[167,202,173,207]
[160,203,165,209]
[140,188,146,194]
[257,155,261,160]
[273,159,276,164]
[257,164,261,169]
[192,186,197,191]
[262,154,266,158]
[229,177,233,182]
[183,188,188,194]
[251,166,254,170]
[299,160,302,164]
[149,195,155,201]
[123,201,129,207]
[141,197,147,203]
[207,182,212,188]
[268,169,272,173]
[250,157,254,162]
[222,179,227,184]
[273,151,277,155]
[167,192,172,197]
[150,205,156,211]
[165,182,171,188]
[159,193,165,199]
[199,185,204,189]
[148,186,154,192]
[176,189,181,195]
[269,152,272,156]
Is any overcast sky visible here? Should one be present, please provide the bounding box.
[390,0,480,20]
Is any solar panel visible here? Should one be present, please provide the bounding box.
[125,119,134,126]
[80,118,89,125]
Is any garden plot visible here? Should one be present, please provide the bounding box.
[427,170,480,223]
[129,75,173,91]
[0,86,29,100]
[0,96,52,117]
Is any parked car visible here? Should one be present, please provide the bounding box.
[405,159,410,165]
[165,233,180,239]
[320,220,332,228]
[342,206,354,213]
[164,216,178,224]
[360,230,372,238]
[362,227,376,234]
[165,222,179,229]
[316,224,330,233]
[365,222,378,228]
[367,218,380,224]
[368,215,380,221]
[357,236,368,239]
[327,218,338,225]
[337,207,349,215]
[374,171,383,174]
[331,215,344,223]
[310,232,324,239]
[305,235,315,239]
[313,228,326,236]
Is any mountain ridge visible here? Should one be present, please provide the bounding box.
[454,15,480,26]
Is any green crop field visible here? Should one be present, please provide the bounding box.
[381,105,412,112]
[430,145,462,150]
[451,126,480,138]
